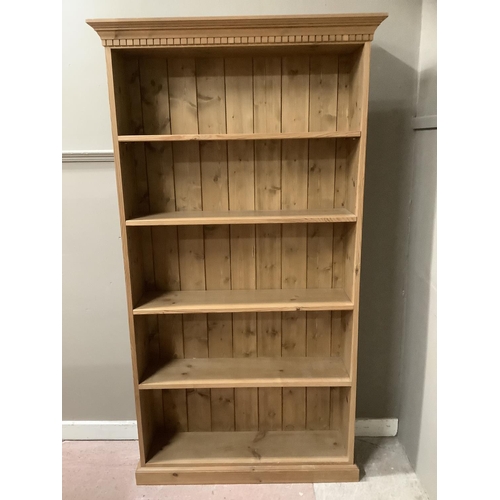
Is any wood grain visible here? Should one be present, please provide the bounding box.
[225,56,258,431]
[134,288,354,314]
[196,56,235,432]
[126,208,356,226]
[253,55,283,432]
[118,131,360,141]
[147,429,348,466]
[306,53,339,431]
[281,55,309,432]
[140,356,350,389]
[95,12,384,481]
[136,463,359,485]
[167,57,210,432]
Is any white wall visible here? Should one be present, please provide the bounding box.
[62,0,424,420]
[398,0,437,499]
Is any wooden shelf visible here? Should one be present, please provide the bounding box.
[126,208,356,226]
[139,356,350,389]
[133,289,354,315]
[118,131,361,142]
[146,430,348,467]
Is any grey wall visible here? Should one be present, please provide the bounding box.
[62,0,423,420]
[398,0,437,499]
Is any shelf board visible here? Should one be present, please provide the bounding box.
[126,208,356,226]
[118,131,361,142]
[133,289,354,315]
[146,430,348,467]
[139,356,350,389]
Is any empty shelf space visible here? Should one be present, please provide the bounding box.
[139,356,350,389]
[118,131,361,142]
[146,430,348,467]
[126,208,357,226]
[133,289,354,315]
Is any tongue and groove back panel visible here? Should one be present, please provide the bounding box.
[114,51,359,434]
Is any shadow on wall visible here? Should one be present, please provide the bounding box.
[356,46,419,418]
[398,128,437,469]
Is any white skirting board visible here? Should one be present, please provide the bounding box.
[62,418,398,440]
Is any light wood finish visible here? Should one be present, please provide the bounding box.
[139,356,350,389]
[118,131,360,141]
[136,463,359,485]
[147,430,347,466]
[87,13,387,47]
[126,208,356,226]
[253,55,283,432]
[224,56,259,432]
[105,50,154,467]
[134,288,353,315]
[343,43,372,462]
[90,12,385,485]
[196,56,235,432]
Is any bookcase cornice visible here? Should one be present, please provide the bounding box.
[87,13,387,48]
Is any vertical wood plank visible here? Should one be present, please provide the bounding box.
[330,387,342,431]
[330,387,350,449]
[331,311,342,357]
[168,57,209,432]
[116,56,150,221]
[345,140,361,215]
[339,311,353,376]
[225,56,258,431]
[306,311,332,430]
[280,55,309,431]
[253,56,282,431]
[158,315,187,432]
[139,56,171,134]
[196,57,234,431]
[137,56,183,433]
[309,55,339,132]
[334,55,353,295]
[162,389,188,434]
[337,54,352,133]
[281,310,306,431]
[207,314,234,430]
[114,54,144,135]
[306,54,340,431]
[134,317,164,435]
[348,51,363,132]
[183,314,210,431]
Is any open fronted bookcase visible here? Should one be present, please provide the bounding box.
[88,13,386,485]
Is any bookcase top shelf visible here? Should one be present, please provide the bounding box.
[87,13,387,48]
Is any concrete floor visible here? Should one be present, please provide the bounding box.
[62,437,428,500]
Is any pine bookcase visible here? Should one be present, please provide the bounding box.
[88,13,387,485]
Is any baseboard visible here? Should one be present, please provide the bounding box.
[355,418,398,437]
[62,418,398,440]
[62,420,138,440]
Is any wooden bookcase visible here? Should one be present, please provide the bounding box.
[88,13,387,485]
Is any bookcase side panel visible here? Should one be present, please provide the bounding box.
[105,48,149,465]
[345,42,372,462]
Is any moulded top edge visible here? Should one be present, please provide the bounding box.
[86,13,388,33]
